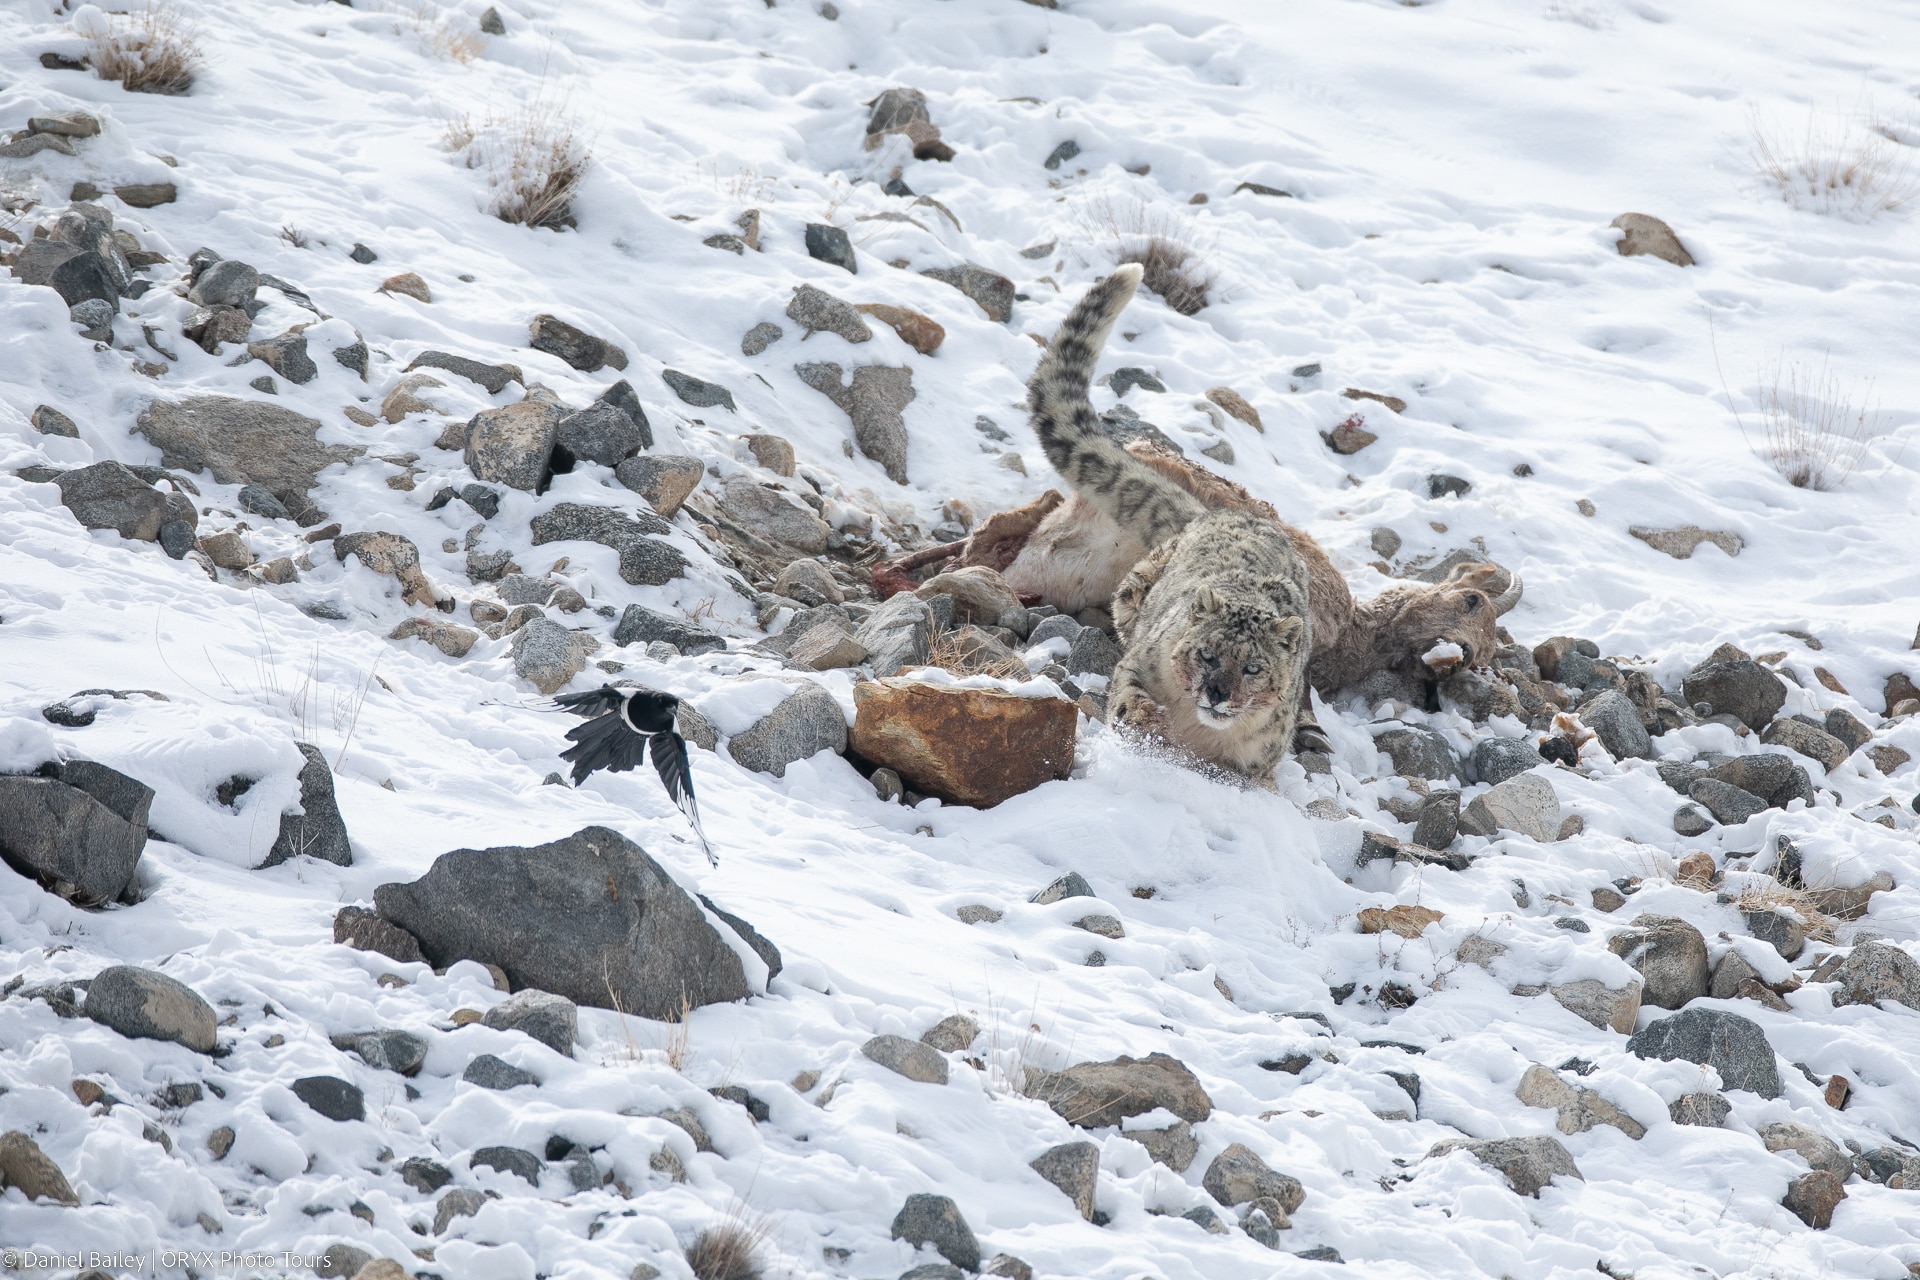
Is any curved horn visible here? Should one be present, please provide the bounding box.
[1491,570,1524,615]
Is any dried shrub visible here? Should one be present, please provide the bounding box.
[683,1212,771,1280]
[443,101,593,231]
[1082,197,1216,316]
[925,625,1029,680]
[1749,106,1920,221]
[1750,356,1885,491]
[83,3,201,96]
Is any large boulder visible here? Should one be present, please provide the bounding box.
[1681,661,1786,731]
[1374,726,1459,782]
[335,531,435,608]
[719,479,831,554]
[1583,689,1651,760]
[1030,1141,1099,1221]
[612,604,727,655]
[260,742,351,868]
[0,1130,79,1205]
[51,462,188,543]
[135,397,359,508]
[890,1194,978,1272]
[1428,1136,1582,1198]
[530,503,686,586]
[1833,941,1920,1011]
[1605,914,1709,1009]
[1626,1008,1781,1098]
[1202,1144,1304,1214]
[615,454,703,519]
[849,680,1077,808]
[1458,773,1560,841]
[84,965,217,1053]
[464,400,567,492]
[372,826,765,1018]
[552,381,651,468]
[0,759,152,905]
[1023,1052,1212,1128]
[855,593,933,676]
[725,679,847,778]
[793,362,914,484]
[511,618,599,695]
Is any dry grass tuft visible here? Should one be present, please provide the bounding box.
[1750,355,1886,491]
[84,3,201,97]
[279,225,311,249]
[1082,197,1216,316]
[684,1208,773,1280]
[385,0,487,63]
[443,101,592,230]
[1748,106,1920,221]
[925,625,1030,680]
[1735,879,1837,944]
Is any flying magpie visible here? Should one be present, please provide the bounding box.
[554,685,715,865]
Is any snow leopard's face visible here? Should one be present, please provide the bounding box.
[1174,598,1306,730]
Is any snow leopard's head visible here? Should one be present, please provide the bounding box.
[1172,586,1307,730]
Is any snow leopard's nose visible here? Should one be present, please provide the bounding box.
[1203,678,1232,708]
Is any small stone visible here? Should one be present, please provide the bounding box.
[482,989,577,1055]
[84,966,217,1053]
[1205,386,1262,430]
[115,182,177,208]
[0,1130,80,1205]
[1583,689,1651,760]
[1631,525,1743,560]
[247,329,319,385]
[804,223,857,273]
[1783,1169,1846,1229]
[920,1015,979,1053]
[1822,708,1872,753]
[850,679,1076,808]
[1375,725,1460,781]
[472,1145,541,1185]
[1427,473,1471,499]
[1547,979,1640,1034]
[741,321,783,356]
[1132,1120,1198,1172]
[1357,905,1444,939]
[208,1126,236,1159]
[511,618,598,695]
[1429,1136,1582,1198]
[31,405,81,437]
[1202,1144,1304,1214]
[1514,1064,1646,1139]
[1043,139,1081,170]
[292,1076,365,1122]
[333,1030,428,1076]
[615,454,704,519]
[1343,387,1407,413]
[529,314,627,373]
[794,361,914,483]
[378,272,431,303]
[920,262,1015,322]
[1024,1052,1211,1128]
[479,5,505,33]
[388,617,478,658]
[433,1187,489,1234]
[553,381,651,468]
[1669,1092,1730,1127]
[1673,804,1713,835]
[1611,213,1695,267]
[1688,777,1767,825]
[29,109,101,137]
[613,604,726,655]
[891,1193,979,1272]
[1760,718,1849,772]
[1458,773,1561,842]
[745,432,798,476]
[463,1054,538,1091]
[333,905,425,964]
[1607,913,1710,1009]
[1032,872,1095,904]
[786,283,872,342]
[1833,941,1920,1011]
[956,904,1002,924]
[1676,851,1717,887]
[856,302,945,354]
[1030,1141,1099,1219]
[1469,736,1537,786]
[861,1033,948,1084]
[661,368,736,410]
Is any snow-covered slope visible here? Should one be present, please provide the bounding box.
[4,0,1920,1277]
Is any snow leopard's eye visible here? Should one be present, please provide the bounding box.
[1243,662,1263,676]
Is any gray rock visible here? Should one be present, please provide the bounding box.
[1109,368,1168,398]
[1681,661,1785,731]
[0,759,152,905]
[31,405,80,437]
[1548,979,1640,1033]
[1687,778,1767,825]
[804,223,857,273]
[1759,1122,1852,1180]
[661,369,735,410]
[920,1014,979,1053]
[187,259,259,308]
[890,1194,978,1271]
[0,1131,79,1205]
[1668,1092,1730,1127]
[1834,941,1920,1011]
[855,593,933,676]
[727,679,846,777]
[1065,627,1121,679]
[1783,1169,1846,1229]
[1375,726,1460,781]
[374,826,755,1018]
[334,337,373,378]
[1857,1147,1920,1187]
[70,296,115,341]
[157,518,196,559]
[1673,804,1713,836]
[1583,689,1650,760]
[464,399,567,492]
[433,1187,490,1234]
[1761,719,1848,772]
[29,109,101,137]
[615,454,704,519]
[921,262,1015,322]
[1514,1064,1646,1139]
[85,965,216,1053]
[1413,790,1461,849]
[786,284,872,342]
[1606,914,1709,1010]
[1743,909,1806,961]
[1133,1120,1198,1172]
[238,484,290,520]
[478,5,505,33]
[1823,708,1872,753]
[553,381,651,468]
[332,1029,428,1076]
[51,461,176,541]
[696,893,784,982]
[334,905,425,963]
[719,479,831,553]
[1631,526,1743,559]
[1428,1136,1582,1197]
[1203,1143,1304,1213]
[1704,755,1814,809]
[1030,871,1095,904]
[613,605,726,656]
[482,989,577,1055]
[472,1145,541,1185]
[511,619,598,695]
[741,321,784,356]
[1458,773,1560,841]
[292,1076,363,1121]
[462,1054,538,1090]
[1611,212,1695,267]
[1028,614,1083,648]
[261,742,351,868]
[1030,1141,1098,1219]
[497,573,561,606]
[317,1245,371,1279]
[1627,1008,1780,1098]
[529,503,685,586]
[863,1034,950,1084]
[181,304,251,353]
[529,314,627,373]
[1024,1052,1212,1128]
[247,330,318,385]
[793,361,915,484]
[405,350,522,395]
[774,558,842,608]
[135,397,358,506]
[350,243,378,264]
[1469,736,1537,786]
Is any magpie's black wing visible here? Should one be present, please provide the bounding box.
[553,684,627,718]
[649,729,716,866]
[560,710,649,784]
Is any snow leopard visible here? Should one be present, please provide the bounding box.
[1027,264,1313,784]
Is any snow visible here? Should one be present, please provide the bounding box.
[3,0,1920,1277]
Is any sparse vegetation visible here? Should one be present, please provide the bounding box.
[443,101,593,230]
[1082,197,1217,316]
[83,3,201,96]
[384,0,487,63]
[1748,105,1920,221]
[925,625,1029,680]
[279,225,310,249]
[683,1209,772,1280]
[1748,355,1886,491]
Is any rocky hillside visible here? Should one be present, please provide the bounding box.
[3,1,1920,1279]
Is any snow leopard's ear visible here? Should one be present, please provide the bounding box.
[1271,615,1305,646]
[1193,584,1222,613]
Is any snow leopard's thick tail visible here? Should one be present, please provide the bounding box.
[1027,264,1205,549]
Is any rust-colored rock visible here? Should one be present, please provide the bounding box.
[1358,905,1444,938]
[850,679,1076,808]
[856,303,945,355]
